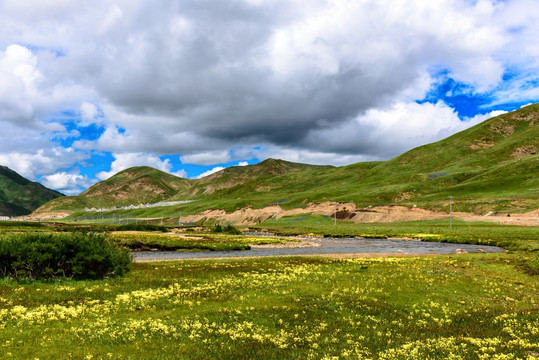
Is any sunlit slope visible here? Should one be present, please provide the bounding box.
[175,105,538,213]
[35,166,192,213]
[0,165,63,216]
[34,104,539,215]
[351,104,539,211]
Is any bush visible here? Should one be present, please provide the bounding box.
[212,224,241,235]
[116,223,168,232]
[0,233,131,281]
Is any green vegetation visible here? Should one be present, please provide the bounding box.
[0,233,131,281]
[0,165,63,217]
[108,231,297,252]
[0,213,537,358]
[0,220,298,252]
[115,223,169,232]
[257,215,539,274]
[0,255,536,359]
[212,224,242,235]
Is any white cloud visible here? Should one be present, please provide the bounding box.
[41,172,97,195]
[251,147,372,167]
[180,151,232,166]
[0,44,90,127]
[171,169,188,178]
[194,167,225,179]
[95,152,186,180]
[79,102,99,123]
[238,161,249,166]
[302,101,495,160]
[464,110,507,124]
[0,148,88,180]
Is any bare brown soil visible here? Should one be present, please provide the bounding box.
[511,145,538,159]
[25,203,539,226]
[180,202,539,226]
[490,121,515,136]
[25,211,72,220]
[470,140,495,150]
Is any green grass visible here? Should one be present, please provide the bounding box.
[0,219,537,358]
[0,255,537,359]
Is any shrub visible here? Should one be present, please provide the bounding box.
[116,223,168,232]
[212,224,241,235]
[0,232,131,281]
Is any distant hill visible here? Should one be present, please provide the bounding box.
[0,166,63,216]
[33,104,539,217]
[36,166,191,213]
[170,158,333,198]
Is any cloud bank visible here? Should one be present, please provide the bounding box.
[0,0,538,193]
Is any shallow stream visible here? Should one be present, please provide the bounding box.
[132,237,504,261]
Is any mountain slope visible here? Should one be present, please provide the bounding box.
[0,166,64,216]
[177,105,538,213]
[178,104,538,213]
[170,158,333,199]
[33,104,539,216]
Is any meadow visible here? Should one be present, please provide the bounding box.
[0,255,537,359]
[0,219,537,359]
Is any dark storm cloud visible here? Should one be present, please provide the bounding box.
[35,1,433,150]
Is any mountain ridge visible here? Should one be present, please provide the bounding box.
[0,165,64,216]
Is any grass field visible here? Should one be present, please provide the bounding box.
[0,255,537,359]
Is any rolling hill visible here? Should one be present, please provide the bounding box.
[32,104,539,218]
[0,166,64,216]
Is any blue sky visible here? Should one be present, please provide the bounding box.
[0,0,538,195]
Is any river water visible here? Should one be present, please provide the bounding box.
[132,237,504,261]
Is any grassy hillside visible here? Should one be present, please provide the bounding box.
[34,104,539,217]
[0,166,63,216]
[180,104,538,213]
[170,158,333,202]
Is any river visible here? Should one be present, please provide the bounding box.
[132,237,504,261]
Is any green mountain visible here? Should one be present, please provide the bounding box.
[34,104,539,216]
[0,166,64,216]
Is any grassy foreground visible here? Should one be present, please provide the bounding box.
[0,254,537,359]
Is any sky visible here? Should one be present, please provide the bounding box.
[0,0,538,195]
